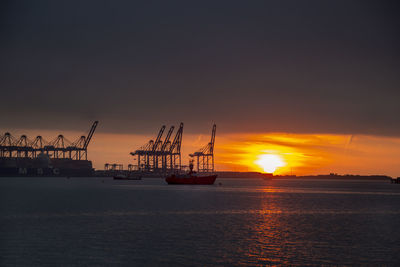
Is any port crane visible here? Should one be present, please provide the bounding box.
[131,125,165,171]
[31,136,46,157]
[169,123,183,170]
[189,124,216,172]
[130,123,184,173]
[151,125,165,170]
[80,120,98,160]
[161,126,175,171]
[0,121,98,161]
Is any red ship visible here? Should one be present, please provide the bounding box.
[165,172,217,185]
[166,124,217,185]
[165,159,217,185]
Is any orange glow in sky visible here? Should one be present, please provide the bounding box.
[2,128,400,176]
[215,133,400,176]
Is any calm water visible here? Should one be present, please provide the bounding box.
[1,177,400,266]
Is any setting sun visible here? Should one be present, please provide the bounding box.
[255,154,286,173]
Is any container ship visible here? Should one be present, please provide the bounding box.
[0,121,98,177]
[0,156,94,177]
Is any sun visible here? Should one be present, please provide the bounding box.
[255,154,286,173]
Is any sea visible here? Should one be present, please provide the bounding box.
[1,177,400,266]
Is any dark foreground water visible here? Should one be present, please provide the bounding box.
[1,177,400,266]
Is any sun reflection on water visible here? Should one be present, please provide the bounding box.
[242,187,291,265]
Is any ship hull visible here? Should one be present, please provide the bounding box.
[165,174,217,185]
[0,167,94,177]
[0,158,94,177]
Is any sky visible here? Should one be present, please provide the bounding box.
[1,1,400,175]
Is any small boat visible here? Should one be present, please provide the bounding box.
[113,174,142,180]
[165,173,217,185]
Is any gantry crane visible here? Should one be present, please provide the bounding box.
[130,123,183,173]
[80,120,98,160]
[0,121,98,161]
[161,126,174,171]
[189,124,216,172]
[151,125,165,170]
[169,123,183,170]
[131,125,165,171]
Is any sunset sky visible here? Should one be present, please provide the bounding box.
[1,1,400,176]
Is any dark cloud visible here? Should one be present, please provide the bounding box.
[1,0,399,135]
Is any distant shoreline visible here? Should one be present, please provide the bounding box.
[0,171,393,181]
[216,171,392,180]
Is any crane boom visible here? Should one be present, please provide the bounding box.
[83,121,98,149]
[152,125,166,151]
[210,124,216,154]
[161,126,174,151]
[170,123,183,153]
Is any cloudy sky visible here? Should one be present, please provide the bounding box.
[1,1,400,174]
[1,0,399,135]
